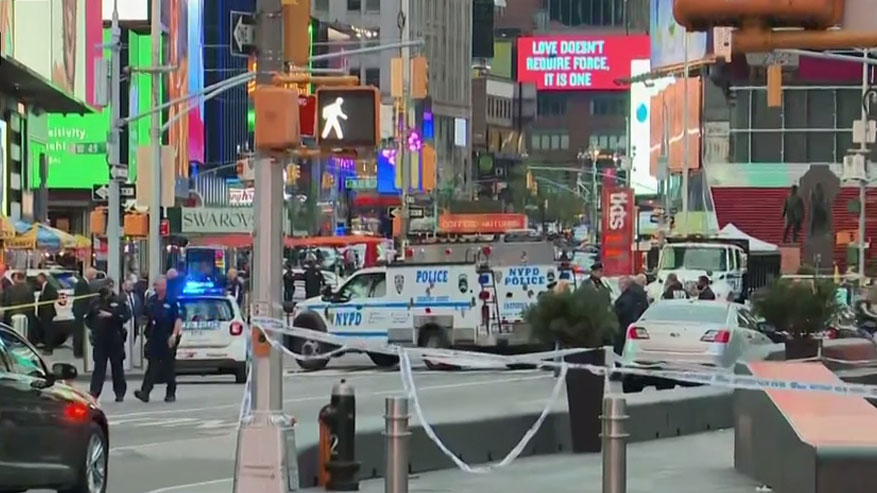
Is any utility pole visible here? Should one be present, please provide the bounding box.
[234,0,294,490]
[149,0,162,283]
[398,0,412,245]
[107,0,123,285]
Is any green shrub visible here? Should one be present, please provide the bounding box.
[524,285,618,348]
[751,279,840,339]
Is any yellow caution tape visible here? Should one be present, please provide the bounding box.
[1,292,100,312]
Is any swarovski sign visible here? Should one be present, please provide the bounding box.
[182,207,255,234]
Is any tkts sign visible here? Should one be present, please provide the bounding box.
[601,187,634,276]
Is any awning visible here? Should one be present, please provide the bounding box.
[0,56,94,114]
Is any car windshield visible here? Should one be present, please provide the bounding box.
[178,298,235,322]
[660,246,728,272]
[641,302,729,324]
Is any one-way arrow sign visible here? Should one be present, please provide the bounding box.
[230,11,256,57]
[389,207,425,219]
[93,184,136,203]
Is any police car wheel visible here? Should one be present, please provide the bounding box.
[368,353,399,368]
[234,365,248,384]
[289,313,331,371]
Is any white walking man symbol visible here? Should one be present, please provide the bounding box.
[321,97,348,140]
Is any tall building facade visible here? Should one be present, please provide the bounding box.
[311,0,472,191]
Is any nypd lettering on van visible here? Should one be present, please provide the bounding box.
[504,266,547,286]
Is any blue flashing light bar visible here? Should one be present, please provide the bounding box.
[181,280,226,296]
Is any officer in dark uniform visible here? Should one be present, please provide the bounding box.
[87,279,130,401]
[134,276,182,403]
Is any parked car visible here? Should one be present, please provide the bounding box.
[1,269,85,346]
[620,299,774,392]
[0,325,109,492]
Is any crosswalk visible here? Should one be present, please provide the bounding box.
[108,416,239,431]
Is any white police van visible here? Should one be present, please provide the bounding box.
[174,281,249,383]
[287,242,557,370]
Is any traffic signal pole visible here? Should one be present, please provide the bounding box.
[149,0,162,284]
[107,0,123,285]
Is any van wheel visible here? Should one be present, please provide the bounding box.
[368,353,399,368]
[234,365,248,384]
[288,313,331,371]
[60,423,108,493]
[419,328,460,371]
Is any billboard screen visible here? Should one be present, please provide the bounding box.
[601,187,635,276]
[516,35,649,91]
[44,112,112,189]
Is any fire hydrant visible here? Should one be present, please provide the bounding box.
[318,379,360,491]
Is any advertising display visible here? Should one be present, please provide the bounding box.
[629,59,672,194]
[601,187,635,276]
[649,0,708,70]
[44,112,112,189]
[166,0,205,176]
[438,214,528,234]
[0,0,12,56]
[648,77,702,176]
[516,35,649,91]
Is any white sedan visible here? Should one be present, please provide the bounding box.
[619,299,772,392]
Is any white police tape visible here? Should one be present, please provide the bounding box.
[252,316,877,398]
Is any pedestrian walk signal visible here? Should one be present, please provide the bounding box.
[315,87,379,148]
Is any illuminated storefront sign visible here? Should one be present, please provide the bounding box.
[516,35,649,91]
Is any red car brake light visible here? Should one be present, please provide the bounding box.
[627,325,649,340]
[230,321,244,336]
[701,329,731,344]
[64,402,90,423]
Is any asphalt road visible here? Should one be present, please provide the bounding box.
[36,353,564,493]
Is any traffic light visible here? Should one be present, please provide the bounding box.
[282,0,311,67]
[247,105,255,132]
[411,56,428,100]
[315,87,380,148]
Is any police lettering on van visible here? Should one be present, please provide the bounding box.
[415,269,449,284]
[504,267,547,286]
[334,311,363,326]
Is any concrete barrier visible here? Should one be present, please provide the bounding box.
[295,385,733,488]
[734,361,877,493]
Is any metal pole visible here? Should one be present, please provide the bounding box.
[107,0,122,286]
[859,49,869,279]
[601,396,629,493]
[592,153,598,242]
[384,396,410,493]
[148,0,162,284]
[399,0,412,242]
[681,31,690,235]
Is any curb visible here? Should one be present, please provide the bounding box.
[294,386,733,488]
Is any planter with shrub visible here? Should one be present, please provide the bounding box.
[752,278,839,359]
[524,283,618,453]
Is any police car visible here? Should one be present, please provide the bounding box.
[174,281,249,383]
[287,243,557,370]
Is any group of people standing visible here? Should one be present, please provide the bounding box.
[1,271,60,353]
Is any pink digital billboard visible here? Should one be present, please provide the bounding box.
[516,35,650,91]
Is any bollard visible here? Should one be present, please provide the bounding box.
[383,396,410,493]
[11,314,28,340]
[321,379,360,491]
[601,396,629,493]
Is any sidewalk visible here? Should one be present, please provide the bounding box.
[303,430,758,493]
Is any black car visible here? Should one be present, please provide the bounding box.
[0,326,109,493]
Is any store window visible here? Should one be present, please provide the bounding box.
[590,94,626,116]
[537,93,567,116]
[365,0,380,12]
[347,0,361,11]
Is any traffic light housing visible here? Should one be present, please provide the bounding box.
[411,56,428,100]
[253,86,301,151]
[286,163,301,185]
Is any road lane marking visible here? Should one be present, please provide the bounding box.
[106,374,551,420]
[143,477,232,493]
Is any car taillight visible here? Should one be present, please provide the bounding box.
[701,329,731,343]
[230,321,244,336]
[64,402,89,423]
[481,304,490,327]
[478,290,491,301]
[826,328,838,339]
[627,325,649,340]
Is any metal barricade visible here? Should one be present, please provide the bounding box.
[11,314,28,340]
[384,396,410,493]
[601,396,629,493]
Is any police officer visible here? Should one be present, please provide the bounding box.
[87,279,130,401]
[304,255,325,299]
[134,276,183,403]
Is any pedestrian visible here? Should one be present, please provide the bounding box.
[72,267,98,358]
[226,268,244,306]
[135,276,183,403]
[662,273,687,300]
[122,279,143,343]
[2,271,34,331]
[613,276,650,354]
[283,261,296,302]
[696,275,716,300]
[782,185,804,243]
[303,255,325,299]
[87,279,130,402]
[35,272,58,355]
[583,261,611,303]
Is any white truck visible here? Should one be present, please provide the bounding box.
[646,237,748,302]
[286,241,558,370]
